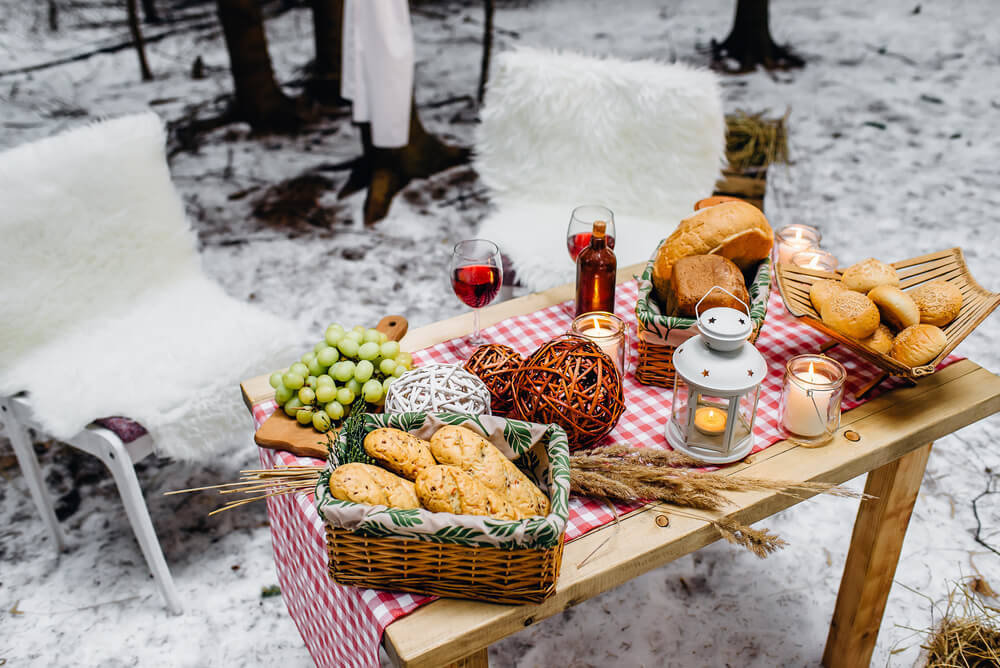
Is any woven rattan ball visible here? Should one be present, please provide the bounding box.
[512,336,624,450]
[463,344,524,417]
[384,363,492,415]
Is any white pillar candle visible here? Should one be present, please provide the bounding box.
[581,324,619,362]
[782,362,833,437]
[570,312,626,375]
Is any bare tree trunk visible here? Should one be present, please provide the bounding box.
[308,0,345,104]
[216,0,300,131]
[477,0,494,104]
[140,0,161,24]
[340,98,469,225]
[126,0,154,81]
[47,0,59,31]
[711,0,804,72]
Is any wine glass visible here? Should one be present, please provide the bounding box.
[567,205,616,262]
[449,239,503,354]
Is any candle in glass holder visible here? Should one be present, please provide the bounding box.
[694,406,727,435]
[570,311,627,376]
[791,249,838,272]
[775,224,821,265]
[780,355,847,446]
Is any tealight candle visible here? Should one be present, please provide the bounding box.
[780,355,847,446]
[694,406,727,435]
[570,311,627,376]
[791,249,838,272]
[775,224,821,265]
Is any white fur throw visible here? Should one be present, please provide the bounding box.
[0,113,306,461]
[475,48,726,291]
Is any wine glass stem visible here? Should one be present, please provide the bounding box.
[472,307,481,345]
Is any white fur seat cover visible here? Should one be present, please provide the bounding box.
[475,48,726,291]
[0,114,306,460]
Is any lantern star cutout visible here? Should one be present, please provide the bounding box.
[702,369,710,377]
[739,318,746,325]
[747,369,754,377]
[708,317,716,324]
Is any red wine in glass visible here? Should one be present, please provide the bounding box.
[568,231,617,262]
[451,264,501,308]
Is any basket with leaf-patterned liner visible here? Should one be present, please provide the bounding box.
[315,412,570,604]
[634,242,772,388]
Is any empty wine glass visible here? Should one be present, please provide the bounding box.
[450,239,503,354]
[567,205,616,262]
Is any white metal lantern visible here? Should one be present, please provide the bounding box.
[666,288,767,464]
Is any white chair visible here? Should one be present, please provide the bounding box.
[0,114,305,613]
[475,48,727,292]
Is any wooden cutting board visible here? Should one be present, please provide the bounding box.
[253,315,408,459]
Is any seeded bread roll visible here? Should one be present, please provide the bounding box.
[910,280,963,327]
[841,258,900,293]
[328,463,420,509]
[821,290,881,339]
[867,285,920,330]
[363,428,436,481]
[415,465,517,520]
[859,324,894,355]
[891,324,947,367]
[809,279,847,315]
[430,425,549,519]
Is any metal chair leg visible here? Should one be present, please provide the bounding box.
[0,397,67,551]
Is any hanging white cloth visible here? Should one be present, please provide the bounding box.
[342,0,414,148]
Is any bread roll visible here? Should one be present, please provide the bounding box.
[859,324,894,355]
[662,255,750,317]
[694,195,743,210]
[429,425,549,519]
[821,290,880,339]
[841,258,900,293]
[809,279,847,314]
[328,463,420,509]
[910,280,963,327]
[363,428,436,481]
[867,285,920,330]
[891,324,947,367]
[415,465,517,520]
[652,201,773,298]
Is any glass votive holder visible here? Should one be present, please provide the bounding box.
[779,354,847,447]
[791,249,839,272]
[569,311,627,377]
[775,224,822,266]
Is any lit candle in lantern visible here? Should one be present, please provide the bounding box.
[775,225,821,265]
[782,360,836,437]
[694,406,727,435]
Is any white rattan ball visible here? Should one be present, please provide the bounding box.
[384,363,492,415]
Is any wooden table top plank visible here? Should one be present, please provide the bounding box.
[383,359,1000,667]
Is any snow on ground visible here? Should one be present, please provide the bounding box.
[1,0,999,666]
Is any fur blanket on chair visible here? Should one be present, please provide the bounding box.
[475,48,726,291]
[0,114,307,461]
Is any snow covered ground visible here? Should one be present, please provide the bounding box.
[1,0,998,666]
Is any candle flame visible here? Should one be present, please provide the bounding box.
[591,317,600,330]
[807,256,821,269]
[808,361,815,375]
[794,229,803,241]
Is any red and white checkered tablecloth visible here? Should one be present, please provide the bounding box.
[250,282,959,668]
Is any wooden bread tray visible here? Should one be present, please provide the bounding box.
[776,248,1000,379]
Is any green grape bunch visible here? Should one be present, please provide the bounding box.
[268,323,414,433]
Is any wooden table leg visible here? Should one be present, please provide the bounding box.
[444,648,489,667]
[822,442,932,667]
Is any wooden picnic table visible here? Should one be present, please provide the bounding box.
[241,262,1000,668]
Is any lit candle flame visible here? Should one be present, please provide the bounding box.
[794,229,803,241]
[807,256,821,269]
[591,317,600,330]
[808,361,815,375]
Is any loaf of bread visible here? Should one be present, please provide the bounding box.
[328,463,420,509]
[429,425,549,519]
[891,324,947,367]
[910,280,963,327]
[868,285,920,330]
[809,279,847,315]
[651,201,773,300]
[694,195,742,210]
[841,258,900,293]
[661,255,750,317]
[821,290,880,339]
[415,465,517,520]
[363,428,437,481]
[859,324,894,355]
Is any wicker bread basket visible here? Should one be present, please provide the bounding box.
[634,244,772,388]
[316,412,570,604]
[775,247,1000,378]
